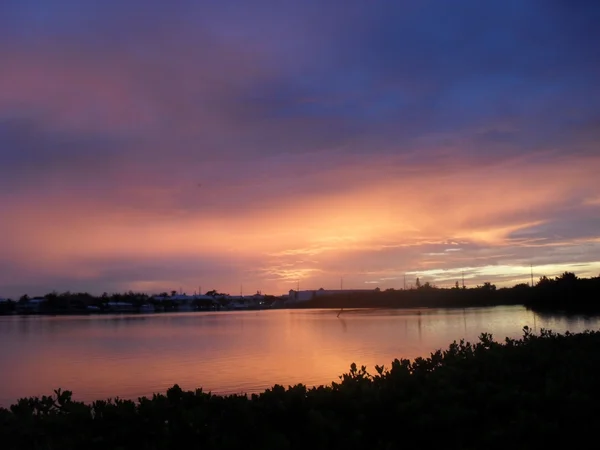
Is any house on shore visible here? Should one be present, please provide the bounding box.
[192,295,221,310]
[152,294,220,311]
[104,301,135,312]
[16,297,48,313]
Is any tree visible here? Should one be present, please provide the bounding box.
[44,291,61,309]
[478,282,496,291]
[556,272,578,283]
[44,291,59,301]
[205,290,226,297]
[415,277,421,289]
[19,294,30,303]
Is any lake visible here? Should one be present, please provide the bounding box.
[1,306,598,406]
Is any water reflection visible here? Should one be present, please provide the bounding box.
[337,316,348,333]
[0,306,598,406]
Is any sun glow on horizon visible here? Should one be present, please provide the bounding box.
[1,152,599,296]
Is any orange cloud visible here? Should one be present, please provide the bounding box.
[2,151,599,295]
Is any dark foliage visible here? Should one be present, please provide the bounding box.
[7,290,277,314]
[0,299,15,315]
[1,328,599,449]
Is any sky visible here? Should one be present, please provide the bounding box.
[1,0,600,298]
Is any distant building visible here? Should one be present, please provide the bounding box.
[105,301,135,312]
[287,288,380,303]
[16,297,47,313]
[195,295,219,302]
[152,294,220,311]
[226,296,255,309]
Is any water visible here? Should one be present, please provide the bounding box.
[0,306,598,406]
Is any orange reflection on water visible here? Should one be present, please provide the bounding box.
[1,308,598,406]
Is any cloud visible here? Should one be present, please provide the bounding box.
[0,0,599,297]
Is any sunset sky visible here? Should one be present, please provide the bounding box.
[1,1,599,298]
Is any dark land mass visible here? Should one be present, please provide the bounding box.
[0,291,278,315]
[1,272,599,316]
[292,272,600,314]
[2,328,599,449]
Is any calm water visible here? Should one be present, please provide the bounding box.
[0,306,598,406]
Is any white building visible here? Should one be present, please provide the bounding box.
[287,288,380,303]
[105,301,135,312]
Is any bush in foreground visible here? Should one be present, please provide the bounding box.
[1,328,599,449]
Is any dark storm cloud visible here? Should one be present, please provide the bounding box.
[235,1,600,136]
[1,0,599,171]
[0,118,128,181]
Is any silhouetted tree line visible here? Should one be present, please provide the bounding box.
[294,272,600,313]
[0,291,154,315]
[3,272,599,315]
[0,300,16,315]
[1,328,598,449]
[0,290,280,315]
[526,272,600,312]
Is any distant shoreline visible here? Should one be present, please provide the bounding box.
[2,272,599,316]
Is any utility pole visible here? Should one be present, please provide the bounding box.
[530,264,534,287]
[404,274,406,290]
[297,280,300,292]
[341,277,343,290]
[461,271,465,289]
